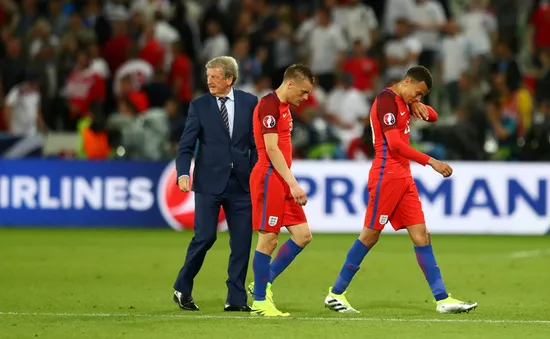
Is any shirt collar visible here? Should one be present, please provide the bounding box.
[217,88,234,101]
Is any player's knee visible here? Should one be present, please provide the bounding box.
[359,228,380,248]
[296,231,312,247]
[257,233,278,254]
[411,230,431,246]
[264,237,278,253]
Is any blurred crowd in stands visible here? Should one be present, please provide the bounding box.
[1,0,550,162]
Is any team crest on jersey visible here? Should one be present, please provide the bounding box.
[379,215,388,225]
[263,115,276,128]
[289,121,293,132]
[268,216,278,226]
[383,113,396,126]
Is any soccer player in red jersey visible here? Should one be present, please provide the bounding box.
[248,64,314,317]
[324,66,478,314]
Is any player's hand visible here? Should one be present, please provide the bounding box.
[428,158,453,178]
[411,102,430,121]
[290,184,308,206]
[178,176,191,192]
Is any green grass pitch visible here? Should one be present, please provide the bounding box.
[1,229,549,339]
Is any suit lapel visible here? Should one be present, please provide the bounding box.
[209,95,230,139]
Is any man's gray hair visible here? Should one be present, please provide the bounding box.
[205,56,239,85]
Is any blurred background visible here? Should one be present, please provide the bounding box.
[0,0,548,233]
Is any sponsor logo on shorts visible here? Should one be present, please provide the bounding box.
[263,115,277,128]
[268,216,278,226]
[379,215,388,224]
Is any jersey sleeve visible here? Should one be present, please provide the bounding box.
[385,129,431,166]
[375,91,399,133]
[257,97,281,134]
[425,105,439,122]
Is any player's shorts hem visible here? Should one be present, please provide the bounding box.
[254,227,281,234]
[285,221,308,228]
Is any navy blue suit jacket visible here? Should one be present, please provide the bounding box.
[176,90,258,195]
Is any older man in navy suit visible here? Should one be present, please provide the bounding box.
[173,56,258,312]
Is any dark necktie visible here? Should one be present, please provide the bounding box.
[219,97,230,133]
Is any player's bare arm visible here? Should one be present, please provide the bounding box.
[263,133,307,205]
[427,158,453,178]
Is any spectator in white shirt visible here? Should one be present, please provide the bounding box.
[383,0,416,37]
[411,0,447,70]
[307,7,347,92]
[131,0,171,22]
[88,41,110,79]
[4,72,46,136]
[151,10,180,70]
[439,21,471,110]
[338,0,379,49]
[459,0,497,77]
[238,74,272,98]
[384,18,422,81]
[200,19,230,64]
[28,19,60,60]
[295,11,316,60]
[325,74,370,152]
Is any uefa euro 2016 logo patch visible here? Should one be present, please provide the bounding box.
[263,115,277,128]
[383,113,396,126]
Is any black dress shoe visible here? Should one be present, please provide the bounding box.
[224,304,251,312]
[173,291,199,311]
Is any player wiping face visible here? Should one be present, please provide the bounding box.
[400,77,429,104]
[393,76,433,121]
[324,66,477,314]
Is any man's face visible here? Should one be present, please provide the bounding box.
[395,22,408,38]
[120,78,133,95]
[286,78,313,106]
[353,42,365,56]
[206,67,232,97]
[24,81,38,91]
[76,53,89,69]
[316,11,330,26]
[401,79,429,104]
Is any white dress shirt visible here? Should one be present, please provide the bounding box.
[217,88,235,138]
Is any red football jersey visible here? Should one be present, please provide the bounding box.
[369,88,422,179]
[343,56,379,92]
[253,92,293,169]
[65,69,106,116]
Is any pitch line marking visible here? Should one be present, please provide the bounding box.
[0,312,549,325]
[508,249,550,259]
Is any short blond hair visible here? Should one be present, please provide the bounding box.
[205,56,239,85]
